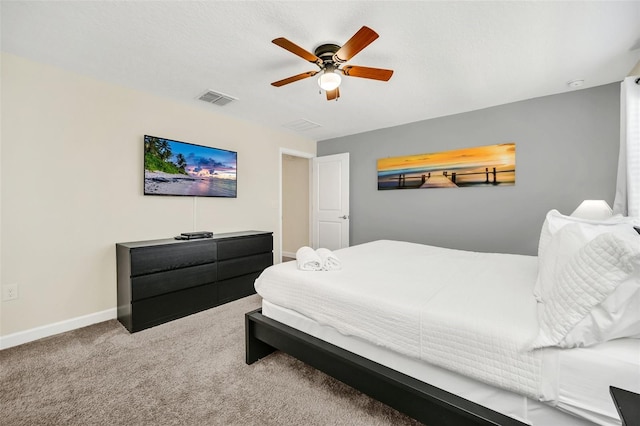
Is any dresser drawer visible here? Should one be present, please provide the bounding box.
[131,263,217,301]
[217,252,273,281]
[217,234,272,261]
[218,271,261,304]
[131,283,218,332]
[130,240,216,276]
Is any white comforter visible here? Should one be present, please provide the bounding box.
[255,240,553,400]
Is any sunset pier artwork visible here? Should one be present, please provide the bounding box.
[377,143,516,190]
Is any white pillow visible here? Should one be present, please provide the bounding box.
[534,223,590,302]
[537,209,630,260]
[535,209,635,301]
[561,270,640,347]
[531,231,640,349]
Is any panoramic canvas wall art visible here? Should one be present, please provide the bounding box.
[377,143,515,190]
[144,135,237,197]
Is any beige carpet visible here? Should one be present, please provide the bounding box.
[1,295,422,425]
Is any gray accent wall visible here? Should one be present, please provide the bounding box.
[318,83,620,255]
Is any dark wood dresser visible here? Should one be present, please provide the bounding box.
[116,231,272,332]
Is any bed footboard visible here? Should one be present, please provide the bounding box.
[245,308,526,426]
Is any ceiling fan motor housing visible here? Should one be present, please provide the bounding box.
[314,44,343,66]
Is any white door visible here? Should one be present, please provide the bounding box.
[312,153,350,250]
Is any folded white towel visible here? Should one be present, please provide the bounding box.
[296,246,322,271]
[316,248,342,271]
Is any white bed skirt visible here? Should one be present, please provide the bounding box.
[263,300,597,426]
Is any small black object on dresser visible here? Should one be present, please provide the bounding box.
[116,231,273,332]
[175,231,214,240]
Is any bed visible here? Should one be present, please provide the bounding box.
[245,210,640,425]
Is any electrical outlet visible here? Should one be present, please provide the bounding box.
[2,283,18,301]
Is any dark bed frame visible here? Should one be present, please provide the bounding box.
[245,308,527,426]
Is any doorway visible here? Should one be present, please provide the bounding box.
[280,149,313,263]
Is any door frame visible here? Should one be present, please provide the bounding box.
[279,148,314,263]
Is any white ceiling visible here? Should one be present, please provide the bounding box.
[2,1,639,142]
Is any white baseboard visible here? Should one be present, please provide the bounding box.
[0,308,117,350]
[282,251,296,259]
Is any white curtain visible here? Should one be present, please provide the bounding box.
[613,74,640,217]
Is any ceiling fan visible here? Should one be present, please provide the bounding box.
[271,26,394,101]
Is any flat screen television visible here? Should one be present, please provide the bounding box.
[144,135,237,197]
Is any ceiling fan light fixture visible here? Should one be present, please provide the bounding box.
[318,70,341,91]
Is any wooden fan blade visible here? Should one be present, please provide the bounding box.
[333,26,379,63]
[342,65,393,81]
[271,71,318,87]
[326,87,340,101]
[272,38,321,64]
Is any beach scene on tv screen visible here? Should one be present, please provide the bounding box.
[144,136,237,197]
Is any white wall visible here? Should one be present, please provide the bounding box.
[0,53,315,338]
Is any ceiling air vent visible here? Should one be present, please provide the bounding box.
[283,118,322,132]
[198,90,237,106]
